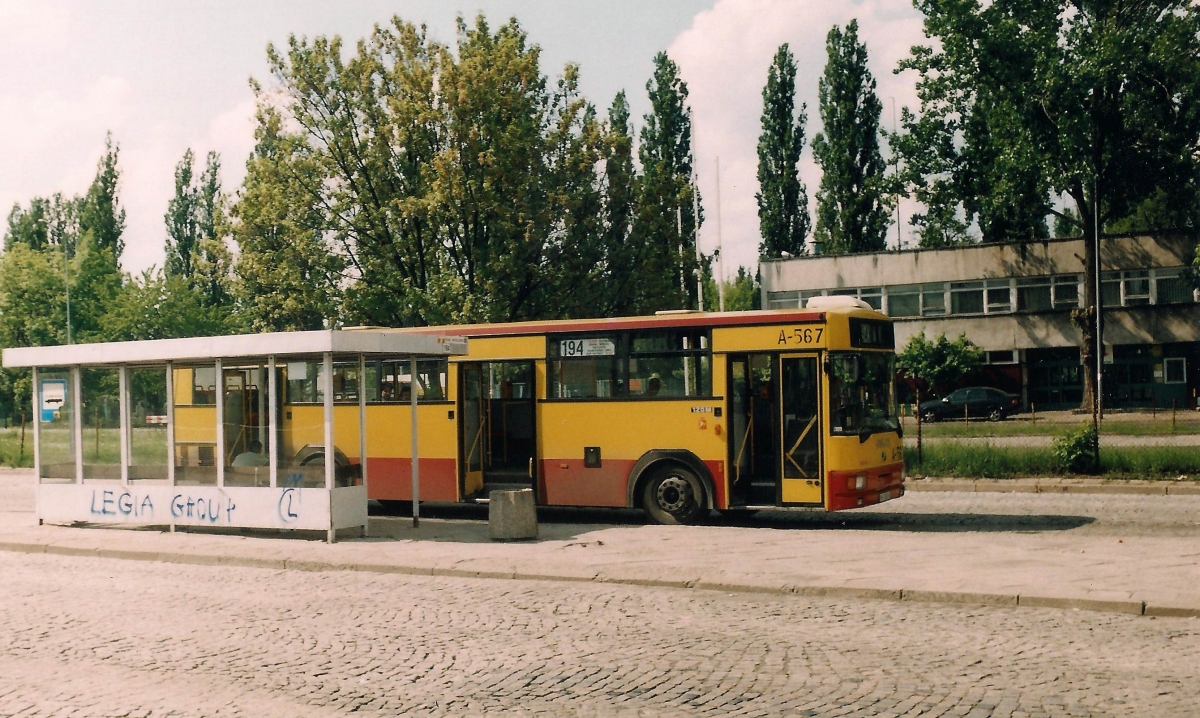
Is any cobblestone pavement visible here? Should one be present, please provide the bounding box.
[1,550,1198,718]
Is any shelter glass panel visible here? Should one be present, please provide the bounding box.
[80,368,121,481]
[128,367,169,481]
[174,365,218,485]
[224,364,271,487]
[279,361,327,488]
[330,357,366,489]
[37,368,74,482]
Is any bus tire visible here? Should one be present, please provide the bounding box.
[642,464,706,525]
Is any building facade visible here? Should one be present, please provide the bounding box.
[760,233,1200,410]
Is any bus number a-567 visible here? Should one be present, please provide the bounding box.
[778,327,823,346]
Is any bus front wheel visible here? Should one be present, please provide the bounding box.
[642,465,706,525]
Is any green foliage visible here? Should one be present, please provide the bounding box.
[896,331,983,398]
[905,442,1200,479]
[78,133,127,260]
[165,149,233,309]
[811,20,891,255]
[756,44,810,259]
[102,271,236,341]
[634,51,703,313]
[1053,424,1100,475]
[702,265,761,312]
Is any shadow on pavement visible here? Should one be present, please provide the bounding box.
[371,501,1095,535]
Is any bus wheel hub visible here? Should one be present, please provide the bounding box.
[656,476,691,512]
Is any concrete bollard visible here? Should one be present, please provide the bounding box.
[489,488,538,541]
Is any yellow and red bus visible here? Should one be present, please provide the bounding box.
[175,298,904,523]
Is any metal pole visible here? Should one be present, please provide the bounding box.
[715,157,726,312]
[689,106,704,312]
[215,359,225,487]
[410,357,420,529]
[676,206,686,304]
[1095,180,1103,424]
[166,362,175,532]
[267,356,277,489]
[62,243,72,345]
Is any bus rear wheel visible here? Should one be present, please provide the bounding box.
[642,465,706,525]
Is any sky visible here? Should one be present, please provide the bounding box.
[0,0,928,283]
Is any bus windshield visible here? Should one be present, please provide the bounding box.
[828,352,898,438]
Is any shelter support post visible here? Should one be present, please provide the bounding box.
[166,361,175,532]
[411,356,419,529]
[72,366,82,485]
[268,356,277,489]
[31,367,40,524]
[119,365,129,485]
[215,358,225,488]
[359,353,368,538]
[324,351,334,543]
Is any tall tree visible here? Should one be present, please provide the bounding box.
[811,20,891,255]
[165,149,233,309]
[78,133,126,259]
[899,0,1200,413]
[232,105,343,331]
[598,91,641,315]
[635,52,702,311]
[756,44,810,258]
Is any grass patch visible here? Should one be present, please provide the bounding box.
[906,418,1200,439]
[0,427,34,468]
[905,443,1200,479]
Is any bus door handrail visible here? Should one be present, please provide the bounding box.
[733,414,754,484]
[785,415,818,477]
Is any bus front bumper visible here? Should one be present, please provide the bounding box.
[827,463,905,511]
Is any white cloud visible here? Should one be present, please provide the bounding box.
[669,0,926,282]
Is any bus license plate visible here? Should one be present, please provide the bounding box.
[878,490,892,502]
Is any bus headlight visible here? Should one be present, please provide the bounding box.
[848,475,866,490]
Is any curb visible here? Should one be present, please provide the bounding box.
[2,540,1195,620]
[907,480,1200,495]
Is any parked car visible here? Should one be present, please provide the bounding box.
[919,387,1018,422]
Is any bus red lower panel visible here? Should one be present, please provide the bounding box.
[826,463,904,511]
[367,457,458,502]
[541,459,635,507]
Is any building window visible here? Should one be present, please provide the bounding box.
[1165,357,1186,384]
[1052,275,1080,309]
[986,279,1011,313]
[921,283,946,316]
[766,291,800,309]
[1100,271,1121,306]
[829,288,857,297]
[1123,270,1151,305]
[886,287,920,317]
[950,281,984,315]
[1017,277,1052,312]
[799,290,825,308]
[986,350,1018,365]
[1155,268,1193,305]
[859,287,882,310]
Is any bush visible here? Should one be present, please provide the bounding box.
[1052,424,1100,474]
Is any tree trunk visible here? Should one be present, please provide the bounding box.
[1072,189,1100,420]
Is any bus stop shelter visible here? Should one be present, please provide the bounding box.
[2,330,467,542]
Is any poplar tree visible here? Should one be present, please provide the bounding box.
[811,20,890,255]
[635,52,701,312]
[756,44,810,258]
[600,91,640,315]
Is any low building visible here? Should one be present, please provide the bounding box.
[760,233,1200,410]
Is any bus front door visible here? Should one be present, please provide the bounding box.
[779,354,822,505]
[459,361,537,500]
[728,354,779,506]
